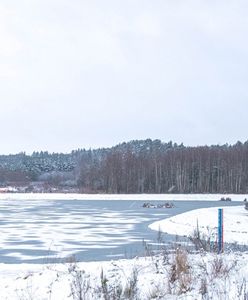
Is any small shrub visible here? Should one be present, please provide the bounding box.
[99,268,124,300]
[189,221,214,252]
[142,239,154,257]
[100,269,109,300]
[199,278,208,297]
[168,248,192,294]
[237,278,248,300]
[147,283,167,299]
[210,256,237,279]
[68,260,90,300]
[123,267,138,300]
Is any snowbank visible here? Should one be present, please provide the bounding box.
[149,206,248,245]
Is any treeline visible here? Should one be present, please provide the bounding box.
[1,139,248,193]
[0,151,82,179]
[77,140,248,194]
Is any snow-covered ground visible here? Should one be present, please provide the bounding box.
[149,205,248,245]
[0,250,247,299]
[0,194,247,299]
[0,192,247,201]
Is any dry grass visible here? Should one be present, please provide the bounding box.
[210,256,237,279]
[168,248,192,294]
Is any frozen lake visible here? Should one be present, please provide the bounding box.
[0,198,242,263]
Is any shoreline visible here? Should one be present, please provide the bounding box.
[149,205,248,245]
[0,192,247,201]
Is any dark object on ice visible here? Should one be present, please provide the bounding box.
[244,199,248,210]
[142,202,174,209]
[219,197,232,201]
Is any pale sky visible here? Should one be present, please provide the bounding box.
[0,0,248,154]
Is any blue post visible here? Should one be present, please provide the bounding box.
[218,208,223,253]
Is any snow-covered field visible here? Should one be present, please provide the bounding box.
[0,194,247,299]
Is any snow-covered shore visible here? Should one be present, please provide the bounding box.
[0,251,247,299]
[149,205,248,245]
[0,192,247,201]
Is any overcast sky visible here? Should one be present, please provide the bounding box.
[0,0,248,154]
